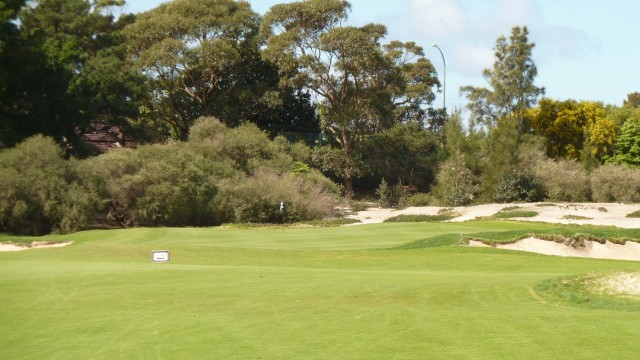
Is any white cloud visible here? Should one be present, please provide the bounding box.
[404,0,468,39]
[451,44,494,76]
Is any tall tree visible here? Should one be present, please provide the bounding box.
[0,0,131,153]
[261,0,439,197]
[124,0,262,140]
[607,120,640,168]
[461,26,544,134]
[624,92,640,108]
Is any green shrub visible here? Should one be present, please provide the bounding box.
[590,164,640,203]
[491,210,538,219]
[375,179,392,208]
[562,215,593,220]
[383,214,455,223]
[0,136,98,235]
[215,169,338,223]
[433,152,478,206]
[493,168,543,203]
[405,192,432,207]
[91,143,227,227]
[348,201,369,212]
[533,158,590,202]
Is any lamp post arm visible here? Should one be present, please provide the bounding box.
[432,44,446,111]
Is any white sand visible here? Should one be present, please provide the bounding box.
[348,202,640,261]
[348,202,640,228]
[0,241,71,252]
[468,237,640,261]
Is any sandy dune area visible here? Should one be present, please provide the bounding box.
[348,202,640,228]
[348,202,640,261]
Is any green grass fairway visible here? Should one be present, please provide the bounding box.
[2,221,640,359]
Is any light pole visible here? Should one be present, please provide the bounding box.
[432,44,446,112]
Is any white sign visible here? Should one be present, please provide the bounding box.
[152,250,170,263]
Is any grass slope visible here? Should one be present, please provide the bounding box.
[2,222,640,359]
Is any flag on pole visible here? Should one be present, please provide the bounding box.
[279,200,285,213]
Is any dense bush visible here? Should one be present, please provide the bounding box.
[533,158,590,202]
[493,168,543,203]
[0,118,339,234]
[359,122,441,192]
[215,169,337,223]
[87,117,339,228]
[590,164,640,203]
[432,152,478,206]
[0,136,99,235]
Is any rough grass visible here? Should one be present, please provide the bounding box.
[491,210,538,219]
[562,214,593,220]
[627,210,640,218]
[383,214,456,223]
[2,222,640,359]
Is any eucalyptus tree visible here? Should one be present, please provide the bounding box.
[261,0,439,197]
[1,0,130,152]
[461,26,544,134]
[124,0,262,140]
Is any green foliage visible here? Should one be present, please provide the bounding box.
[590,163,640,203]
[0,136,98,234]
[493,168,542,203]
[490,210,538,219]
[433,152,477,206]
[215,169,337,223]
[262,0,439,197]
[627,210,640,218]
[89,143,225,227]
[375,179,392,208]
[2,0,135,154]
[348,201,369,213]
[360,122,441,192]
[533,158,590,202]
[461,26,544,133]
[403,192,433,207]
[0,118,338,234]
[607,120,640,167]
[562,215,592,220]
[476,118,522,201]
[383,214,455,223]
[124,0,265,140]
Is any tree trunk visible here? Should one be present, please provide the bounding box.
[343,174,354,200]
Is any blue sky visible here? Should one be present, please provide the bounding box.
[124,0,640,109]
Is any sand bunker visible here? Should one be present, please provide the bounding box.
[348,202,640,228]
[469,237,640,261]
[0,241,71,252]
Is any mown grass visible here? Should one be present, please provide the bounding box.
[2,221,640,359]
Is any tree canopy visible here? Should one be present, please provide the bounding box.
[261,0,439,196]
[461,26,544,134]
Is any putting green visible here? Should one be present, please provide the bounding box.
[2,222,640,359]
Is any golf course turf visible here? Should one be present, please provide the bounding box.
[2,221,640,359]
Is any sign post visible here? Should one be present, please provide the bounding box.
[152,250,170,264]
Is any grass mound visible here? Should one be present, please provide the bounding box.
[627,210,640,218]
[535,273,640,311]
[491,210,538,219]
[383,214,456,223]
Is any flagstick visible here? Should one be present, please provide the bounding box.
[280,200,285,234]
